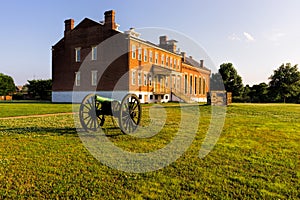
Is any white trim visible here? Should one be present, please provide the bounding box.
[91,46,97,61]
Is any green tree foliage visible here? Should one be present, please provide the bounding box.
[268,63,300,103]
[210,72,225,91]
[248,83,269,103]
[0,73,16,96]
[25,79,52,100]
[218,63,244,98]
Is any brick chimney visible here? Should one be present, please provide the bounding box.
[104,10,117,30]
[159,36,167,46]
[200,60,204,68]
[64,19,74,32]
[181,52,186,62]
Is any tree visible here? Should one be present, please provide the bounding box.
[249,82,269,103]
[0,73,15,97]
[268,63,300,103]
[218,63,244,98]
[25,79,52,100]
[210,72,225,91]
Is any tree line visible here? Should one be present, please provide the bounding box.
[211,63,300,103]
[1,62,299,103]
[0,75,52,100]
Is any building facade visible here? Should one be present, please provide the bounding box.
[52,10,211,103]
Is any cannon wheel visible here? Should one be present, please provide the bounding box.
[79,94,105,131]
[119,94,141,134]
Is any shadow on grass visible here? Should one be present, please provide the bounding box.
[0,127,78,136]
[0,126,126,137]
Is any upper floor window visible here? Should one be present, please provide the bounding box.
[155,52,158,64]
[132,70,136,85]
[149,73,152,86]
[138,47,142,61]
[75,47,81,62]
[91,70,98,86]
[149,51,153,63]
[166,56,169,67]
[75,71,80,86]
[144,49,148,62]
[161,54,165,66]
[92,46,97,61]
[144,73,147,86]
[174,59,177,69]
[138,70,142,86]
[132,45,136,59]
[170,57,173,68]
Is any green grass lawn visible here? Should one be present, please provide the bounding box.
[0,103,299,199]
[0,102,73,117]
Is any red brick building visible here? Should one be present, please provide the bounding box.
[52,10,210,103]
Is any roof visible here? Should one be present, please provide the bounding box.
[183,56,211,72]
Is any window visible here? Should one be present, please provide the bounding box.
[75,72,80,86]
[144,73,147,86]
[150,95,153,100]
[92,46,97,60]
[155,52,158,64]
[194,76,197,95]
[166,56,169,67]
[203,78,206,94]
[75,47,81,62]
[91,70,98,86]
[174,59,177,69]
[148,73,152,86]
[184,74,188,94]
[190,75,193,95]
[177,76,181,90]
[166,77,169,88]
[144,49,148,62]
[132,70,136,85]
[199,77,202,95]
[161,54,165,66]
[132,45,136,59]
[138,47,142,61]
[138,94,142,100]
[138,71,142,86]
[149,51,153,62]
[170,57,173,68]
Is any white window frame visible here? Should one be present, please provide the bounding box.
[75,72,80,86]
[138,47,142,61]
[170,57,173,68]
[144,49,148,62]
[149,50,153,63]
[91,70,98,86]
[132,45,136,59]
[75,47,81,62]
[174,59,177,69]
[132,70,136,85]
[166,56,169,67]
[92,46,97,61]
[161,54,165,66]
[138,70,142,86]
[155,52,158,64]
[149,73,152,86]
[144,73,147,86]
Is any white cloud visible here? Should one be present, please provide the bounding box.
[228,33,241,41]
[243,32,255,41]
[269,32,285,42]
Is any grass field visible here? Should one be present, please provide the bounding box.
[0,103,299,199]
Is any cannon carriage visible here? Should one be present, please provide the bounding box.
[79,93,141,134]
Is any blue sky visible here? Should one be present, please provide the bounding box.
[0,0,299,86]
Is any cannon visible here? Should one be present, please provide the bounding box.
[79,93,141,134]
